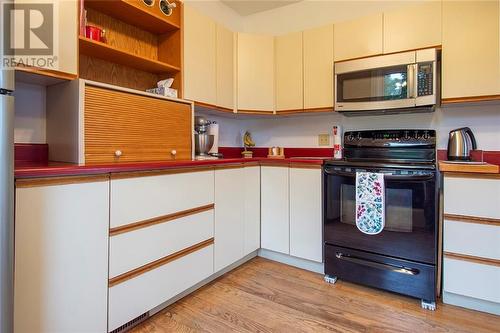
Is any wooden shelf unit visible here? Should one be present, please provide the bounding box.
[79,0,183,94]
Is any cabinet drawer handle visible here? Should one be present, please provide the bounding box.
[115,150,123,157]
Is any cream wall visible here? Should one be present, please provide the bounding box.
[14,82,46,144]
[199,104,500,151]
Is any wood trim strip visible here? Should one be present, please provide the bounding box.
[334,45,442,64]
[443,172,500,180]
[109,238,214,287]
[289,163,322,169]
[276,107,334,114]
[444,252,500,267]
[439,161,499,174]
[243,162,260,167]
[194,101,234,113]
[444,214,500,226]
[237,109,275,115]
[110,166,214,180]
[15,175,109,188]
[109,204,215,236]
[15,65,78,81]
[442,94,500,105]
[260,161,290,167]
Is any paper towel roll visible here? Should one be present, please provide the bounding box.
[208,123,219,154]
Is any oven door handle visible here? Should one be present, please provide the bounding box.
[324,169,434,181]
[335,252,420,276]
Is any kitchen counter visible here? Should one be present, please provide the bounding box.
[438,161,500,174]
[15,157,326,179]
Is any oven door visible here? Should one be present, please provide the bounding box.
[323,165,437,264]
[335,51,417,112]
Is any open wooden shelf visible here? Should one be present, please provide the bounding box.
[84,0,180,34]
[79,36,180,75]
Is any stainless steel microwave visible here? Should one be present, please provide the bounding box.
[334,48,439,115]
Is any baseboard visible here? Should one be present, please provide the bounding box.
[258,249,325,274]
[148,250,259,316]
[443,291,500,315]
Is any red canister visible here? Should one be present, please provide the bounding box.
[85,25,103,42]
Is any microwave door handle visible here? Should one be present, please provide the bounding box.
[407,64,418,99]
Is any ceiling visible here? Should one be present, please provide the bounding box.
[221,0,302,16]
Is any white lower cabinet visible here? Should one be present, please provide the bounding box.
[215,167,245,271]
[108,245,214,331]
[244,166,261,255]
[14,179,109,333]
[261,166,290,254]
[289,167,322,262]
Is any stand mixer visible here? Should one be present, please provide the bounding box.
[194,116,222,160]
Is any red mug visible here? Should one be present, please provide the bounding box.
[85,25,104,42]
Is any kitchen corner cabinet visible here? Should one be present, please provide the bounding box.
[442,0,500,101]
[216,24,236,111]
[261,166,290,253]
[289,167,322,262]
[383,1,442,54]
[237,33,275,113]
[275,32,304,112]
[183,4,217,105]
[14,177,109,333]
[334,13,383,61]
[303,24,334,110]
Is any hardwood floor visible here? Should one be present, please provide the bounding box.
[131,257,500,333]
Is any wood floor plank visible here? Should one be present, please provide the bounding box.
[131,257,500,333]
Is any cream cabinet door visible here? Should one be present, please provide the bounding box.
[334,13,383,61]
[216,24,236,111]
[237,33,275,112]
[13,0,78,75]
[383,1,442,54]
[215,167,245,271]
[303,24,334,110]
[275,31,303,112]
[289,167,322,262]
[183,4,217,105]
[261,166,289,254]
[14,179,109,333]
[442,1,500,100]
[243,166,261,255]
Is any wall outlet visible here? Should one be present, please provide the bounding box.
[318,134,330,146]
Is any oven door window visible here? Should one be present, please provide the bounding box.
[324,172,437,264]
[336,65,408,103]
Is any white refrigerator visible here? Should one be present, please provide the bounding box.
[0,25,15,333]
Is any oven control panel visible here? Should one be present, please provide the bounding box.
[344,129,436,147]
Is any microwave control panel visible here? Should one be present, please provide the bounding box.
[417,62,433,97]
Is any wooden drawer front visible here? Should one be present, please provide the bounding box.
[444,220,500,260]
[443,258,500,303]
[108,245,214,331]
[110,170,214,228]
[84,85,192,164]
[110,210,214,278]
[444,176,500,218]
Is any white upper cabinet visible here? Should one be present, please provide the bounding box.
[183,5,217,105]
[275,31,303,112]
[216,24,236,111]
[237,33,275,112]
[383,1,442,54]
[303,24,334,110]
[334,13,383,61]
[442,0,500,100]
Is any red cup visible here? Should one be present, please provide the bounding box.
[85,25,103,42]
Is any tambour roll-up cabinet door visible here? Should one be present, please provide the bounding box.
[84,85,192,163]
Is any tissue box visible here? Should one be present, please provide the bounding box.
[146,87,178,98]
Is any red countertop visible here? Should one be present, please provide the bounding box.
[15,157,326,179]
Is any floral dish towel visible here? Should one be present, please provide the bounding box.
[355,172,385,235]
